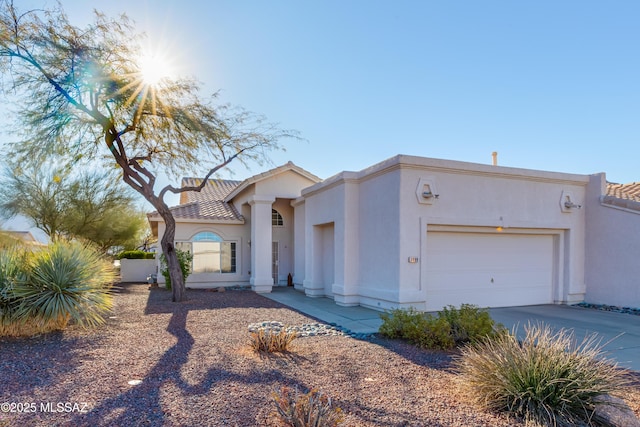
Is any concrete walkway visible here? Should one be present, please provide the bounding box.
[262,287,383,334]
[263,287,640,371]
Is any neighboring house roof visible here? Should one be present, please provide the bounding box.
[603,181,640,211]
[4,231,46,246]
[606,182,640,202]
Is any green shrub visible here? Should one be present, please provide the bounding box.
[11,242,116,330]
[249,328,297,353]
[271,387,343,427]
[160,248,192,290]
[378,307,426,339]
[440,304,499,346]
[117,250,155,260]
[378,304,502,350]
[455,323,632,426]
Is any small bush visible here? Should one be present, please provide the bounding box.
[440,304,499,346]
[455,323,632,426]
[249,328,297,353]
[379,304,502,350]
[271,386,343,427]
[378,307,426,339]
[160,249,192,290]
[117,250,155,260]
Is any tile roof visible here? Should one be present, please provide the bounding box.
[606,182,640,203]
[150,162,319,224]
[179,178,242,204]
[149,178,244,223]
[148,200,243,222]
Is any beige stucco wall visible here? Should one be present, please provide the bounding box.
[154,167,317,290]
[585,173,640,307]
[303,155,589,311]
[156,221,250,288]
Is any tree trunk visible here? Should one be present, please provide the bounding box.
[157,203,185,302]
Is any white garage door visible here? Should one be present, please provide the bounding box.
[425,231,554,311]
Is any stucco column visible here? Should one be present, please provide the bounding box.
[249,195,275,293]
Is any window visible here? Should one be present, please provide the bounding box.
[176,232,236,273]
[272,209,283,226]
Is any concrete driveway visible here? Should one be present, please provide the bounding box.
[489,305,640,372]
[263,288,640,372]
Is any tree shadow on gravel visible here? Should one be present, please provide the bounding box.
[367,335,458,373]
[71,290,310,426]
[0,333,103,397]
[143,286,290,315]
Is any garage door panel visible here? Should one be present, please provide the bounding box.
[425,231,554,311]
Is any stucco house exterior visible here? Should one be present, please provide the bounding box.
[147,155,640,311]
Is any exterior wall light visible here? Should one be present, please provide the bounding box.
[560,191,581,213]
[408,257,419,263]
[416,178,439,205]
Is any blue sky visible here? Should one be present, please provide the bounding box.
[3,1,640,237]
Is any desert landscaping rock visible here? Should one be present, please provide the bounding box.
[0,283,638,426]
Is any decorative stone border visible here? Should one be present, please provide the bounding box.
[248,321,374,340]
[573,302,640,316]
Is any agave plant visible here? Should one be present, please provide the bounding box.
[11,242,116,329]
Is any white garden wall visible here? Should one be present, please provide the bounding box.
[120,258,157,283]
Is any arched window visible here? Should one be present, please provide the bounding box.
[176,231,236,274]
[272,209,283,226]
[193,231,223,242]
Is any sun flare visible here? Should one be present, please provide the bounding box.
[139,53,173,86]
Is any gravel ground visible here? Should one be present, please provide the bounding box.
[1,283,639,427]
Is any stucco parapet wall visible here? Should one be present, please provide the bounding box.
[601,196,640,213]
[302,154,590,197]
[301,171,359,197]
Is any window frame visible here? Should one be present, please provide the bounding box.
[176,231,237,274]
[272,209,284,227]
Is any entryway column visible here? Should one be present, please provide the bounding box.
[249,195,275,293]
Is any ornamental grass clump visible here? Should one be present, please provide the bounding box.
[455,323,632,427]
[271,386,343,427]
[249,328,297,353]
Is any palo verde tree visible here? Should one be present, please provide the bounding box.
[0,163,148,253]
[0,1,294,301]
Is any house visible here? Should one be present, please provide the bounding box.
[147,155,640,311]
[4,231,46,247]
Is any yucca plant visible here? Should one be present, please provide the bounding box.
[11,242,116,330]
[271,387,343,427]
[455,323,632,427]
